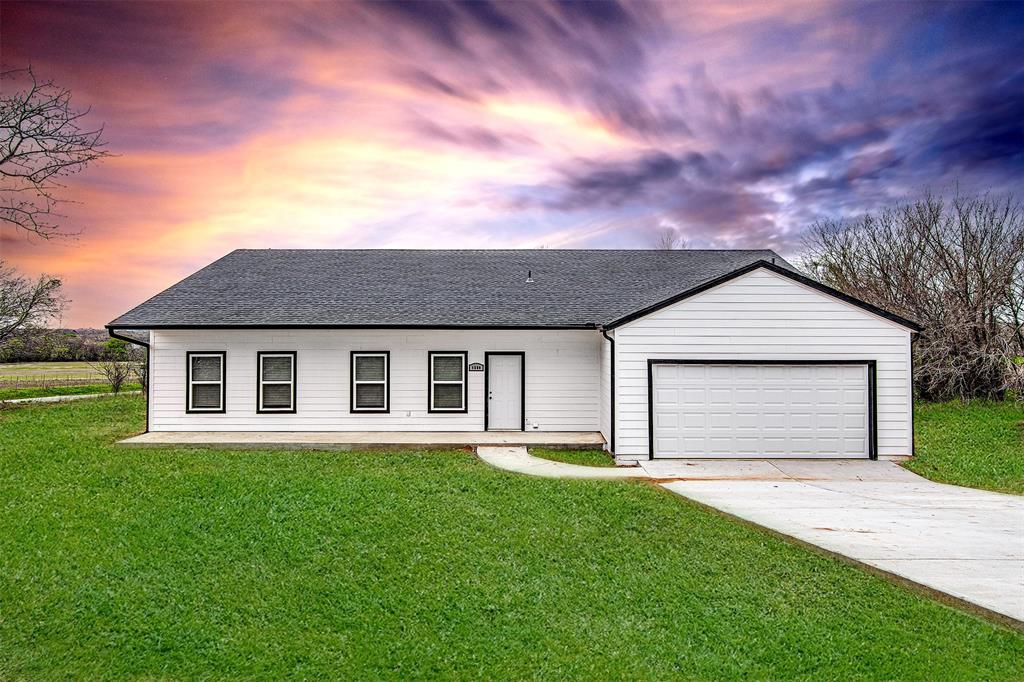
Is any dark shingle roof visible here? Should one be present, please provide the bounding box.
[108,249,794,328]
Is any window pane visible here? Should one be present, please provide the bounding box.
[191,383,222,409]
[262,383,292,409]
[355,355,385,381]
[262,355,292,382]
[433,383,463,409]
[433,355,463,381]
[192,355,221,381]
[355,383,385,409]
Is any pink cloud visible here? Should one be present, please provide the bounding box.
[2,1,1021,326]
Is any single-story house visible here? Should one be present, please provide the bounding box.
[107,249,920,460]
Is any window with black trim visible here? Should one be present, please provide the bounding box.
[187,351,225,413]
[258,351,296,413]
[428,351,467,412]
[351,351,389,412]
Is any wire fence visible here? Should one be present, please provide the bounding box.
[0,376,108,389]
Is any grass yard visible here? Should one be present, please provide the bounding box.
[910,400,1024,495]
[0,383,140,401]
[529,446,616,467]
[1,397,1022,679]
[0,361,104,380]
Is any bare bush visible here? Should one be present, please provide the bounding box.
[803,191,1024,401]
[133,356,148,395]
[92,358,133,394]
[90,339,145,394]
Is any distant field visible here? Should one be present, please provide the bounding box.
[0,384,141,401]
[0,362,106,388]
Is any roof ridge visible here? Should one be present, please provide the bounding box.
[107,248,807,329]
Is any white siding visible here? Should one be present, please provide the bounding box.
[150,329,601,432]
[614,268,913,457]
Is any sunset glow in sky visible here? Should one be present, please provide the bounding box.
[2,0,1023,327]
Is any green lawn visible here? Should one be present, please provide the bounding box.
[1,397,1022,679]
[0,383,140,401]
[0,361,104,380]
[910,400,1024,495]
[529,447,616,467]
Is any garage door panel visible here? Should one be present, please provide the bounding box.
[654,387,678,403]
[843,437,866,451]
[789,388,814,404]
[734,388,759,405]
[790,413,813,428]
[843,414,865,428]
[734,412,760,429]
[681,388,706,404]
[682,413,705,428]
[708,388,732,405]
[652,363,869,459]
[655,437,678,453]
[679,365,705,380]
[817,413,841,429]
[680,437,705,453]
[843,389,866,404]
[732,366,760,381]
[654,364,678,381]
[655,412,678,428]
[708,365,734,380]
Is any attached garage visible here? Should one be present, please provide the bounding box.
[648,361,874,459]
[605,262,918,461]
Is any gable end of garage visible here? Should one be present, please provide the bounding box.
[605,260,921,333]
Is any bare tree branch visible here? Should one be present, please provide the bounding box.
[0,259,67,342]
[802,189,1024,401]
[0,66,112,238]
[654,226,687,250]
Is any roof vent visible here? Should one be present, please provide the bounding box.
[526,270,534,283]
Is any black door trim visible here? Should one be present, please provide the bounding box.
[646,359,878,461]
[484,351,525,431]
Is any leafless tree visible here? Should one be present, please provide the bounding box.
[133,354,149,394]
[0,259,65,343]
[92,357,134,394]
[803,191,1024,401]
[1,66,112,238]
[91,340,144,394]
[654,226,687,250]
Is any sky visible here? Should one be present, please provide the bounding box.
[2,0,1023,328]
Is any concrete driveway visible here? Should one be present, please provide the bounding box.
[644,459,1024,624]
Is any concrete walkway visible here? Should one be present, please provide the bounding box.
[479,448,1024,625]
[1,390,141,405]
[477,446,646,479]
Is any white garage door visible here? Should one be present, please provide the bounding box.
[651,363,869,459]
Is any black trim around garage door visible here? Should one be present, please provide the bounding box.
[646,359,878,461]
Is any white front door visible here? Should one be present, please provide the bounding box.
[487,354,523,430]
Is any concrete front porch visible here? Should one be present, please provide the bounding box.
[118,431,605,450]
